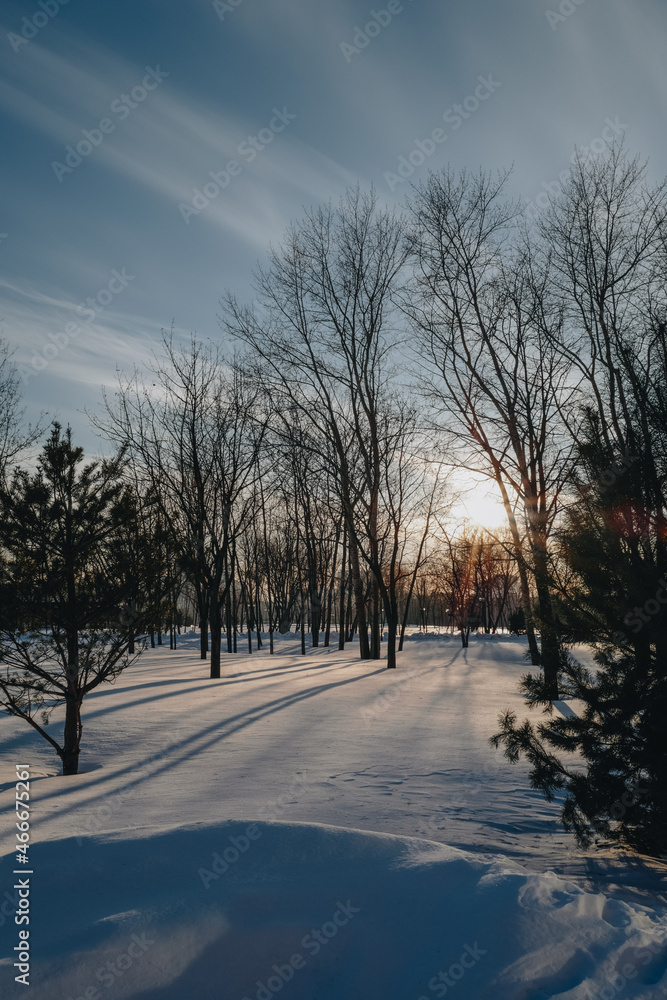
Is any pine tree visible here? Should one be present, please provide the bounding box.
[0,424,149,774]
[492,414,667,856]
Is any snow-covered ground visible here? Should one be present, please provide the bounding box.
[1,633,666,998]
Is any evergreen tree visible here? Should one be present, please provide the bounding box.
[0,424,149,774]
[492,414,667,856]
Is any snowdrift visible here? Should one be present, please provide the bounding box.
[3,819,666,1000]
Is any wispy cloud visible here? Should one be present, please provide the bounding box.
[1,0,665,449]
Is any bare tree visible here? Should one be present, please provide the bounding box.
[537,143,667,582]
[397,463,449,650]
[406,168,574,696]
[224,188,415,668]
[96,335,264,678]
[491,147,667,854]
[0,337,44,482]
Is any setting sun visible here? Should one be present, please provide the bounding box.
[450,476,508,530]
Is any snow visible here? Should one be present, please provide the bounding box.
[1,633,666,998]
[552,700,579,720]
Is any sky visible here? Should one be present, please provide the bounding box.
[1,0,666,457]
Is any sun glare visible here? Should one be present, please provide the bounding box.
[451,477,508,530]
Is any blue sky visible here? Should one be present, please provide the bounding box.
[1,0,666,453]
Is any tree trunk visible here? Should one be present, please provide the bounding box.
[534,580,560,699]
[62,693,82,775]
[338,527,347,651]
[532,540,560,699]
[368,484,381,660]
[259,470,274,654]
[370,577,381,659]
[200,605,208,660]
[324,587,332,648]
[255,589,262,649]
[399,571,420,652]
[324,522,340,649]
[232,568,238,653]
[349,538,370,658]
[226,585,233,653]
[496,474,541,666]
[517,561,541,667]
[210,596,222,679]
[386,607,398,669]
[311,586,321,647]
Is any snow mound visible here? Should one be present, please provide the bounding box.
[6,820,667,999]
